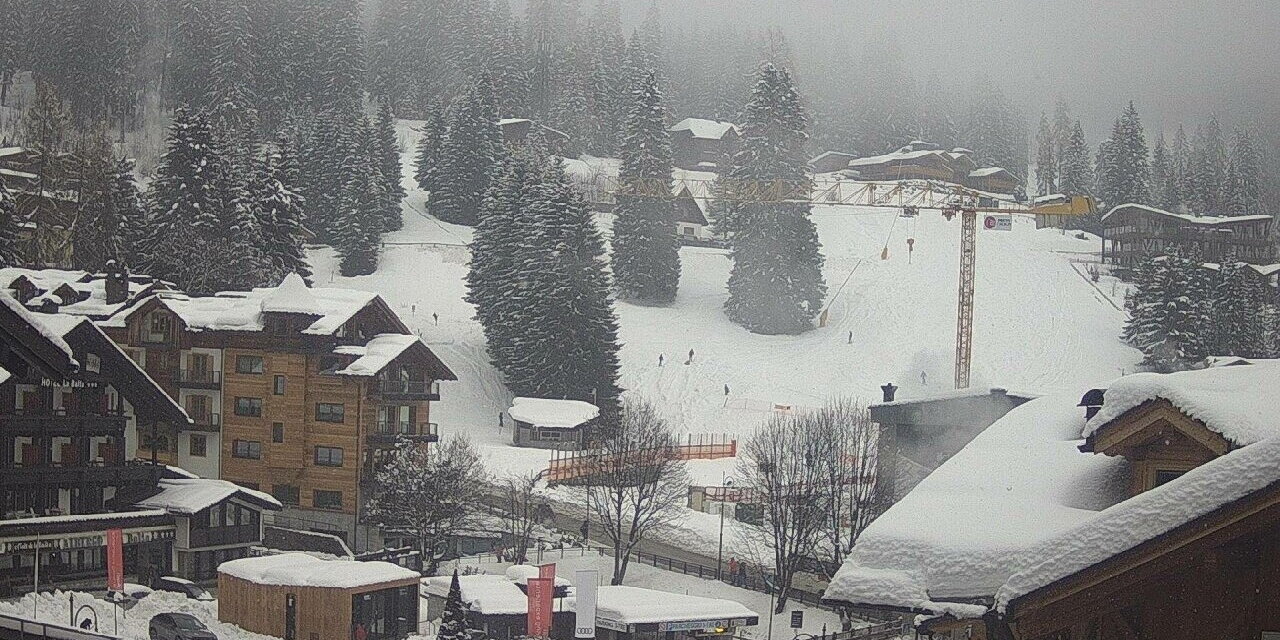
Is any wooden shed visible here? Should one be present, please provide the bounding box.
[218,552,421,640]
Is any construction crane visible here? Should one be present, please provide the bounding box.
[603,176,1098,389]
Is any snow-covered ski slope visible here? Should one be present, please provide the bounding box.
[308,122,1142,477]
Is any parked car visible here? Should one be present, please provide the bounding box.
[153,576,214,601]
[107,582,154,609]
[148,613,218,640]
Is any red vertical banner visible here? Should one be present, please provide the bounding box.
[539,563,556,582]
[527,577,553,637]
[106,528,124,592]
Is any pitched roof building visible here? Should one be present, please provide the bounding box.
[823,361,1280,638]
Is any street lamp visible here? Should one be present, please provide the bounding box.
[716,480,733,581]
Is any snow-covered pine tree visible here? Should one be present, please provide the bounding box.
[413,100,446,196]
[612,71,679,305]
[209,0,260,146]
[1123,250,1211,371]
[313,0,365,110]
[1094,138,1118,207]
[1149,133,1171,211]
[468,146,546,374]
[721,64,826,335]
[1051,98,1073,177]
[72,131,130,270]
[0,0,25,106]
[1209,256,1270,357]
[1166,124,1191,212]
[254,140,312,283]
[333,169,383,277]
[485,1,531,118]
[111,157,147,269]
[505,160,623,416]
[373,98,405,232]
[432,76,503,226]
[967,82,1026,179]
[1225,127,1261,216]
[1190,116,1228,213]
[1035,113,1057,196]
[141,106,236,294]
[438,572,468,640]
[0,175,19,268]
[1099,102,1149,207]
[170,0,218,109]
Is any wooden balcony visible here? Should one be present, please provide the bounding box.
[0,459,164,486]
[175,369,222,389]
[366,422,439,446]
[187,412,221,432]
[372,379,440,401]
[0,409,128,436]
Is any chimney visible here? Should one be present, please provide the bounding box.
[104,260,129,305]
[881,383,898,403]
[1079,389,1106,421]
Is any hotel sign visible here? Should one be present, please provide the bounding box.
[0,527,173,553]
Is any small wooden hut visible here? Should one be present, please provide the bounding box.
[218,553,420,640]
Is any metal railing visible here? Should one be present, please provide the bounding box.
[376,379,441,397]
[372,422,439,437]
[175,369,222,385]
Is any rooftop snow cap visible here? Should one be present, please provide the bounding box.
[508,397,599,428]
[260,273,319,315]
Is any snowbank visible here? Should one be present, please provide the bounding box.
[508,397,599,428]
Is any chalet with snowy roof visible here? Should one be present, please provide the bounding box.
[823,362,1280,639]
[870,384,1036,507]
[422,566,574,639]
[508,396,599,449]
[672,185,721,245]
[498,118,576,157]
[967,167,1019,194]
[669,118,741,172]
[1101,203,1276,269]
[219,552,420,640]
[0,262,171,320]
[808,151,859,174]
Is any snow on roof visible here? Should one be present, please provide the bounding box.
[508,397,599,429]
[498,118,532,126]
[969,167,1011,178]
[422,574,532,615]
[995,434,1280,610]
[0,365,9,385]
[333,334,421,376]
[134,478,282,515]
[0,509,169,528]
[568,586,758,625]
[824,393,1130,609]
[219,553,418,589]
[113,280,380,336]
[670,118,738,140]
[809,151,856,164]
[260,273,320,315]
[1033,193,1067,204]
[504,565,572,588]
[0,267,159,319]
[0,146,25,157]
[0,291,76,363]
[873,386,1036,409]
[845,148,946,169]
[28,312,88,338]
[1083,361,1280,446]
[1100,202,1273,226]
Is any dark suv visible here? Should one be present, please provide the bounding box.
[148,613,218,640]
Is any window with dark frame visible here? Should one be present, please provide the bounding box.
[189,433,207,457]
[314,446,344,467]
[232,440,262,459]
[274,375,286,395]
[235,397,263,417]
[235,355,265,374]
[315,403,344,423]
[272,484,300,505]
[272,422,285,443]
[313,489,343,510]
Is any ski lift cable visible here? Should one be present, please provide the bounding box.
[820,258,865,318]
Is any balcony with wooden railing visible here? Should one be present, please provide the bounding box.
[371,379,441,401]
[366,421,439,446]
[0,408,129,436]
[175,369,222,389]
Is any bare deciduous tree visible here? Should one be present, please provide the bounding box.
[737,398,877,614]
[584,398,689,585]
[365,435,487,575]
[499,471,543,564]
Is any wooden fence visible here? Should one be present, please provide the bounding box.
[544,434,737,485]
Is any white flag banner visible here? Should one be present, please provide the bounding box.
[575,570,598,638]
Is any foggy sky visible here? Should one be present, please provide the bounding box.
[621,0,1280,139]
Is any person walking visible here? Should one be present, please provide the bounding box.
[685,348,695,365]
[737,560,748,587]
[728,557,739,585]
[658,353,664,367]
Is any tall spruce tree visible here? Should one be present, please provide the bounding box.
[611,72,680,305]
[1058,120,1094,198]
[1149,133,1171,212]
[1034,113,1057,195]
[72,131,136,270]
[0,175,19,268]
[1190,116,1228,213]
[373,98,405,231]
[254,141,312,283]
[438,572,469,640]
[1225,128,1261,216]
[432,76,503,226]
[1099,102,1149,207]
[1209,257,1270,357]
[1166,124,1192,212]
[413,100,446,196]
[720,64,826,335]
[1123,250,1211,370]
[505,160,623,416]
